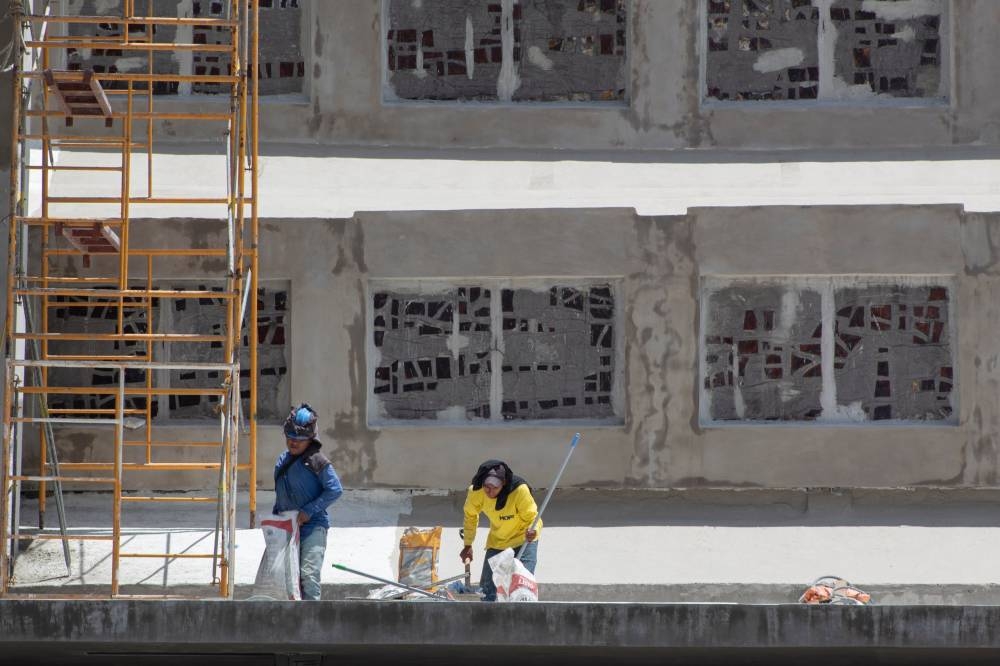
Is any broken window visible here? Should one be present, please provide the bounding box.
[370,281,619,423]
[705,0,945,102]
[46,282,290,422]
[701,278,955,423]
[703,283,825,420]
[385,0,628,103]
[65,0,304,96]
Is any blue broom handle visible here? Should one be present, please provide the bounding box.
[516,432,580,559]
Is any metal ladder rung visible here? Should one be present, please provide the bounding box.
[13,534,115,541]
[11,475,115,483]
[120,496,220,503]
[119,553,219,559]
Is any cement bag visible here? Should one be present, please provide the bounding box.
[398,526,442,588]
[488,547,539,602]
[251,511,301,600]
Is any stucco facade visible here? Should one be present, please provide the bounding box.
[21,204,1000,491]
[24,1,1000,151]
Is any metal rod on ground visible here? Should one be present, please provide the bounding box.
[331,563,446,600]
[516,432,581,560]
[381,571,473,600]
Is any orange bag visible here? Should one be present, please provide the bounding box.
[799,575,872,605]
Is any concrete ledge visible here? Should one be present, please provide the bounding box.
[3,600,1000,656]
[11,583,1000,606]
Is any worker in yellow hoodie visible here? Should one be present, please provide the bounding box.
[459,459,541,601]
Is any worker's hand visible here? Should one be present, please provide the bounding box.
[459,545,473,563]
[296,511,309,526]
[525,529,537,542]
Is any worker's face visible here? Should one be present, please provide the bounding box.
[286,437,310,456]
[484,483,502,499]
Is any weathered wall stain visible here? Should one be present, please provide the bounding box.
[625,215,694,485]
[328,219,380,485]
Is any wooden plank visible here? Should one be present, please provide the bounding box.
[86,69,114,117]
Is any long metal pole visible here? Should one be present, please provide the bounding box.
[1,361,13,593]
[3,1,25,591]
[331,563,447,601]
[248,0,260,529]
[111,366,125,595]
[515,432,581,560]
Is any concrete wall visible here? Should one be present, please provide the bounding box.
[5,599,1000,664]
[29,204,1000,492]
[265,0,1000,151]
[35,1,1000,152]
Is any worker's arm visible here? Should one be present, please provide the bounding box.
[515,484,541,541]
[462,487,482,546]
[298,465,343,521]
[459,487,481,562]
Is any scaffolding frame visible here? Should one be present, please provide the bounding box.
[1,0,260,599]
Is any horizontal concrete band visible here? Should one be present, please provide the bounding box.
[13,583,1000,606]
[2,600,1000,651]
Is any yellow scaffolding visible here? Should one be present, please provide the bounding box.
[1,0,260,599]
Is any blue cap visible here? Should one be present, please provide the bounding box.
[294,407,313,427]
[284,403,317,440]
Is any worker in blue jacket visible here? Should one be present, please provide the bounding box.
[274,403,343,600]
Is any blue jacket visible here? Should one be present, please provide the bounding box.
[273,442,343,540]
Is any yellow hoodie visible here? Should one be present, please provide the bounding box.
[462,483,542,551]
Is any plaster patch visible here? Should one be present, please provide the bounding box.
[860,0,942,20]
[464,16,475,80]
[435,405,466,421]
[175,0,194,96]
[413,48,427,79]
[497,0,521,101]
[731,342,746,419]
[895,26,917,43]
[753,48,805,74]
[113,57,146,72]
[527,46,554,71]
[818,399,867,423]
[777,288,802,340]
[447,308,469,359]
[961,217,995,273]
